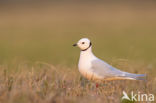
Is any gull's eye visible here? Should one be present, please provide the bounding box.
[82,42,85,44]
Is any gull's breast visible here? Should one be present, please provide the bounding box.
[79,68,103,81]
[78,53,103,81]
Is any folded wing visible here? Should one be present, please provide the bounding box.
[91,59,146,81]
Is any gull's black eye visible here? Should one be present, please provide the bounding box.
[82,42,85,44]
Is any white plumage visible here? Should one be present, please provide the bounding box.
[73,38,146,81]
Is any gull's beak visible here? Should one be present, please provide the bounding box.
[73,43,77,46]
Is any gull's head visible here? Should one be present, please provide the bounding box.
[73,38,92,51]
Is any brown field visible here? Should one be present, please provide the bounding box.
[0,60,155,103]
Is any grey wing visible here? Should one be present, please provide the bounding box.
[91,59,126,78]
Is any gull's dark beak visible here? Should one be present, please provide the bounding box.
[73,43,77,46]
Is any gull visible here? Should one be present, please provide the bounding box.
[73,38,146,81]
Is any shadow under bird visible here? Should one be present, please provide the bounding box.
[73,38,146,81]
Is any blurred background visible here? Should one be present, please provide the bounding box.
[0,0,156,66]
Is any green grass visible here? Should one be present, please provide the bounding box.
[0,2,156,66]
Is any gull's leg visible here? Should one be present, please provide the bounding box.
[80,76,89,87]
[96,83,99,88]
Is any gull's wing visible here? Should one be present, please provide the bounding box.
[91,59,125,78]
[91,59,146,80]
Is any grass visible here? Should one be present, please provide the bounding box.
[0,60,155,103]
[0,1,156,103]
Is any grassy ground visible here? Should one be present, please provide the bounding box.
[0,60,155,103]
[0,1,156,103]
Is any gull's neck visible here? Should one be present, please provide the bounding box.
[80,47,97,59]
[78,46,98,70]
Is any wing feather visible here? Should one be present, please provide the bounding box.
[91,59,125,78]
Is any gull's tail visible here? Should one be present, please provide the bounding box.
[124,72,146,81]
